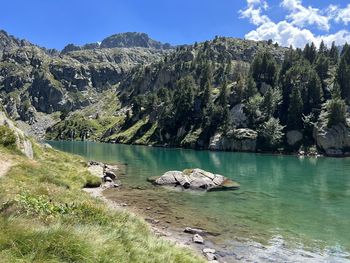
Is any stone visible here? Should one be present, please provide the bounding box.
[313,123,350,156]
[184,227,205,235]
[155,171,181,185]
[212,175,225,185]
[152,169,240,191]
[105,170,116,180]
[104,176,113,182]
[286,130,303,146]
[205,252,217,261]
[192,234,204,244]
[203,248,216,254]
[209,129,257,152]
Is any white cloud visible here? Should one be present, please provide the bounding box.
[245,20,350,48]
[281,0,330,31]
[239,0,270,26]
[240,6,271,25]
[240,0,350,48]
[334,4,350,25]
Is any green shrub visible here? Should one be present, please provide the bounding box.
[0,125,16,148]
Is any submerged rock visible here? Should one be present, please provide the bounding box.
[193,234,204,244]
[149,168,240,191]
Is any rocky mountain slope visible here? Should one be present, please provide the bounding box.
[0,30,170,132]
[1,29,350,156]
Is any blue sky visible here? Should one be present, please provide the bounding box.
[1,0,350,49]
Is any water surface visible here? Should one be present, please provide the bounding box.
[48,141,350,262]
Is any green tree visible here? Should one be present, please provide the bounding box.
[326,98,347,128]
[243,77,258,100]
[258,117,285,150]
[287,88,304,130]
[336,45,350,102]
[251,52,278,88]
[261,86,282,118]
[319,40,328,55]
[315,54,329,85]
[303,42,317,64]
[173,76,196,127]
[329,41,339,64]
[306,70,323,111]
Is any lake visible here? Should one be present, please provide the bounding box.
[48,141,350,262]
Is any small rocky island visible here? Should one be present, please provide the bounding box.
[148,168,240,191]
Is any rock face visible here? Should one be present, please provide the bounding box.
[286,130,303,146]
[230,104,247,127]
[314,123,350,156]
[100,32,172,50]
[209,129,257,152]
[0,111,33,159]
[150,168,240,191]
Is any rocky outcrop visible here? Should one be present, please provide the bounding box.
[313,123,350,156]
[209,129,257,152]
[286,130,303,146]
[100,32,172,50]
[230,104,247,127]
[0,111,33,159]
[87,161,120,188]
[149,168,240,191]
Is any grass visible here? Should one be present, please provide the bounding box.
[110,117,149,144]
[0,142,204,263]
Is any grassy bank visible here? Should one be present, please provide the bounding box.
[0,141,204,262]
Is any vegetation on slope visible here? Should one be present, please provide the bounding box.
[81,39,348,154]
[0,127,204,263]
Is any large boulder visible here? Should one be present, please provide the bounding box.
[313,123,350,156]
[286,130,303,146]
[151,168,240,191]
[209,129,257,152]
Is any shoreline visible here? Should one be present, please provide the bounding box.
[83,160,350,263]
[45,139,346,159]
[84,186,350,263]
[83,186,212,261]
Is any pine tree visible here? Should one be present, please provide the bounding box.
[336,45,350,102]
[303,42,317,64]
[329,41,339,64]
[287,88,304,130]
[326,84,347,128]
[315,54,329,85]
[251,52,277,88]
[306,70,323,111]
[319,40,327,55]
[243,77,258,100]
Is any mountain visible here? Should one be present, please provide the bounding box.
[61,32,173,54]
[1,29,349,156]
[0,30,32,54]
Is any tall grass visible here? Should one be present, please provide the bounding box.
[0,144,204,263]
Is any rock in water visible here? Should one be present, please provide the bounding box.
[150,168,240,191]
[192,234,204,244]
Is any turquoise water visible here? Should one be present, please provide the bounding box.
[48,141,350,259]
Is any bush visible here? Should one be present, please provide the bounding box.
[326,98,347,127]
[0,125,16,148]
[258,117,285,150]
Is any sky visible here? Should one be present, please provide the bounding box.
[1,0,350,50]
